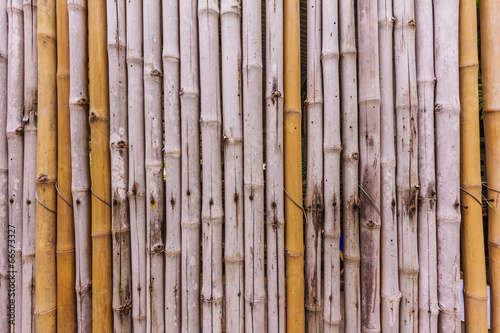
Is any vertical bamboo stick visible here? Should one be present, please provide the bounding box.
[143,1,165,331]
[265,0,285,331]
[480,0,500,330]
[164,0,181,331]
[357,1,381,331]
[35,0,57,331]
[394,1,419,331]
[56,0,77,329]
[22,1,37,331]
[198,1,223,332]
[221,0,244,332]
[434,0,461,330]
[180,0,201,331]
[0,0,9,329]
[88,0,113,330]
[322,0,341,331]
[284,0,305,331]
[126,0,147,330]
[305,0,323,331]
[339,0,360,331]
[243,0,265,331]
[7,0,24,330]
[379,1,401,332]
[67,0,92,330]
[415,0,438,331]
[107,0,132,330]
[459,0,489,330]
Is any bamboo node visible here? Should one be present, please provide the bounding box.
[15,126,23,135]
[462,289,488,301]
[323,315,342,326]
[285,248,304,257]
[91,231,112,238]
[34,306,57,316]
[488,241,500,249]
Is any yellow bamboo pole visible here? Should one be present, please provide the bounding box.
[56,0,77,330]
[480,0,500,330]
[88,0,112,331]
[35,0,57,331]
[459,0,488,331]
[284,0,305,331]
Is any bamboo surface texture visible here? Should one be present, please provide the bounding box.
[35,0,57,331]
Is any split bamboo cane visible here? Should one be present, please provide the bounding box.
[88,0,112,331]
[284,0,305,331]
[480,0,500,330]
[22,1,37,331]
[35,0,57,331]
[415,0,439,331]
[67,0,92,330]
[107,0,132,330]
[434,0,462,330]
[265,0,286,331]
[459,0,489,331]
[56,0,77,329]
[0,0,9,330]
[7,1,24,330]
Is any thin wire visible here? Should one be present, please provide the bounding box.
[35,191,57,214]
[284,188,308,225]
[55,181,73,208]
[358,184,381,217]
[91,187,111,207]
[459,187,482,206]
[483,183,500,194]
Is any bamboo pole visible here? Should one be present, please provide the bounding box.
[434,0,461,330]
[163,0,181,331]
[67,0,92,330]
[107,0,132,330]
[22,1,37,331]
[339,0,360,331]
[198,1,223,332]
[480,0,500,330]
[221,0,244,331]
[35,0,58,331]
[394,1,419,331]
[265,0,286,331]
[56,0,77,329]
[243,0,265,331]
[180,0,201,331]
[379,1,401,332]
[322,0,341,331]
[126,0,147,330]
[7,0,24,330]
[88,0,112,330]
[415,0,438,331]
[0,0,9,329]
[284,0,305,331]
[357,1,381,331]
[305,0,323,331]
[143,1,165,331]
[459,0,488,330]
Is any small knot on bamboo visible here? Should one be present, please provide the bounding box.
[76,98,88,105]
[151,244,165,254]
[233,192,239,202]
[89,111,97,120]
[170,197,176,205]
[272,90,282,98]
[150,69,162,77]
[117,140,127,148]
[15,126,24,135]
[179,88,184,95]
[76,281,92,295]
[36,173,50,183]
[408,19,416,27]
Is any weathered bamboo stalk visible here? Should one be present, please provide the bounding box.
[35,0,58,330]
[265,0,285,332]
[459,0,489,330]
[434,0,461,330]
[126,0,147,330]
[56,0,77,329]
[22,1,37,331]
[163,0,181,331]
[243,0,266,331]
[480,0,500,330]
[305,0,323,331]
[415,0,438,331]
[198,1,223,332]
[322,0,341,331]
[67,0,92,330]
[339,0,360,331]
[107,0,132,330]
[379,1,401,332]
[394,1,419,331]
[180,0,201,331]
[0,0,9,329]
[88,0,113,330]
[7,0,24,330]
[358,1,381,332]
[143,1,165,331]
